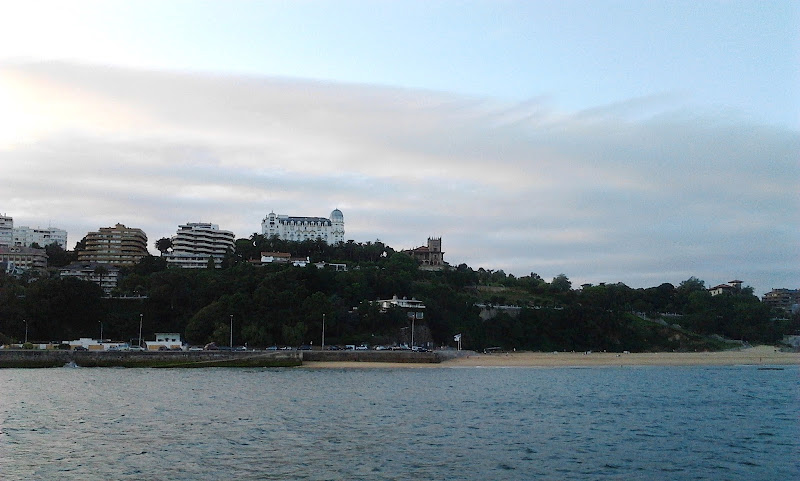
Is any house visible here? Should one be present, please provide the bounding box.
[708,280,743,296]
[260,252,291,264]
[258,252,310,267]
[376,295,425,319]
[403,237,445,269]
[146,333,185,351]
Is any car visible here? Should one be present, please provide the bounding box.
[188,346,204,351]
[73,346,87,351]
[128,345,146,352]
[355,345,368,350]
[298,345,312,351]
[265,346,278,351]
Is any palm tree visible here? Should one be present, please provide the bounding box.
[155,237,173,255]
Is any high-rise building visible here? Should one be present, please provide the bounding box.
[13,225,68,249]
[762,288,800,313]
[165,222,235,269]
[261,209,344,244]
[0,214,12,247]
[77,223,148,266]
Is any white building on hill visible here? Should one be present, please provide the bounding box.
[0,214,13,246]
[165,222,235,269]
[261,209,344,244]
[13,225,68,248]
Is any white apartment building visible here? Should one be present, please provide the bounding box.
[0,214,12,246]
[261,209,344,244]
[13,225,68,248]
[165,222,235,269]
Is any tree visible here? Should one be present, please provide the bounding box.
[45,243,72,267]
[155,237,173,255]
[550,274,572,292]
[93,265,109,294]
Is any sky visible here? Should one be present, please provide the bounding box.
[1,0,798,295]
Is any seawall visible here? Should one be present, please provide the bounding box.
[0,350,302,368]
[301,350,441,363]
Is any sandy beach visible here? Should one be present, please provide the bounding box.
[300,345,799,369]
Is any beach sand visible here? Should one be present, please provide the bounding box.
[299,345,799,369]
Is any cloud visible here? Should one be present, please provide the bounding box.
[1,61,797,295]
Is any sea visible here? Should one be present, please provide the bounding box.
[0,365,797,480]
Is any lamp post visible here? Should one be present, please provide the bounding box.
[23,319,27,344]
[138,313,143,348]
[230,315,233,349]
[99,321,103,342]
[321,313,326,350]
[411,313,415,349]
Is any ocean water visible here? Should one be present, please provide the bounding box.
[0,365,796,480]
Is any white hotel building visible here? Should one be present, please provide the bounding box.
[165,222,236,269]
[261,209,344,244]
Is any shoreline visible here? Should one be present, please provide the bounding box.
[300,345,800,369]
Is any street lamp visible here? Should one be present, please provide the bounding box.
[411,313,415,348]
[23,319,27,344]
[138,313,143,348]
[321,313,326,350]
[99,321,103,342]
[230,315,233,349]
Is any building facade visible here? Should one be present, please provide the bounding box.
[261,209,344,244]
[403,237,445,268]
[59,262,120,294]
[762,288,800,313]
[0,245,48,272]
[708,280,743,296]
[78,223,148,266]
[165,222,235,269]
[0,214,12,246]
[13,225,68,248]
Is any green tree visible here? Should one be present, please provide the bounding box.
[44,243,72,267]
[550,274,572,292]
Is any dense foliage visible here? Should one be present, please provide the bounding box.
[1,238,795,350]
